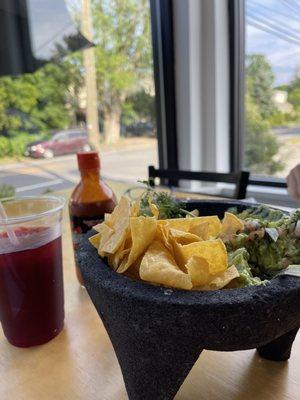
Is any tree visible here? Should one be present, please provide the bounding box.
[122,90,156,126]
[288,76,300,111]
[245,92,283,175]
[0,58,81,137]
[245,54,283,174]
[91,0,152,144]
[246,54,276,119]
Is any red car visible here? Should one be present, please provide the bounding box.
[25,129,92,158]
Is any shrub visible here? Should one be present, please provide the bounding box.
[245,94,284,175]
[0,136,10,157]
[268,112,289,127]
[9,134,33,157]
[0,133,42,158]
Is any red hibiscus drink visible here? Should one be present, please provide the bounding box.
[0,196,65,347]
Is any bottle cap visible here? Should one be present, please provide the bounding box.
[77,151,100,170]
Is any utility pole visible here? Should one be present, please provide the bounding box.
[82,0,100,151]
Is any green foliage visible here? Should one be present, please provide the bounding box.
[0,58,82,139]
[245,54,283,174]
[245,92,283,175]
[0,134,41,157]
[268,111,289,126]
[0,136,9,157]
[246,54,276,119]
[121,101,138,126]
[137,184,189,219]
[122,90,155,125]
[92,0,152,117]
[288,78,300,111]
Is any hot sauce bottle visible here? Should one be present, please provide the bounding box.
[69,151,117,285]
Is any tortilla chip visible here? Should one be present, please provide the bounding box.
[92,223,105,233]
[93,213,113,233]
[189,221,211,240]
[109,196,131,226]
[158,216,221,237]
[155,224,173,252]
[131,200,140,217]
[198,265,239,291]
[169,228,201,245]
[108,248,131,270]
[117,216,157,273]
[175,238,228,274]
[221,212,244,235]
[99,197,131,254]
[189,216,222,238]
[98,224,114,254]
[157,218,191,232]
[140,241,192,290]
[89,233,101,249]
[186,255,211,286]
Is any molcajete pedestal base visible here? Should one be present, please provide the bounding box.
[76,200,300,400]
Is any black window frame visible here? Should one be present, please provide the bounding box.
[149,0,178,171]
[228,0,245,173]
[150,0,287,190]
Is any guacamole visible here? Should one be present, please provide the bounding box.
[227,205,300,286]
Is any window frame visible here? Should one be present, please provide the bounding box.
[228,0,245,173]
[149,0,178,172]
[150,0,289,200]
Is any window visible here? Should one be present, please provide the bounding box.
[245,0,300,179]
[0,0,158,198]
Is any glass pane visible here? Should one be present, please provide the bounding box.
[245,0,300,177]
[0,0,158,198]
[0,0,91,76]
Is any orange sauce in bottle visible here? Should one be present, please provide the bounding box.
[69,152,117,285]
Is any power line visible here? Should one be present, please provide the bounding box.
[288,0,300,12]
[280,0,300,15]
[247,2,300,31]
[247,17,300,46]
[247,10,300,42]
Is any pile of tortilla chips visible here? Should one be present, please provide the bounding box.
[89,196,245,291]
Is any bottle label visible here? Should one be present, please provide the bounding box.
[70,215,104,262]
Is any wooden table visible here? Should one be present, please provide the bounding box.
[1,203,300,400]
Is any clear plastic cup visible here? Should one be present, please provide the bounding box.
[0,196,65,347]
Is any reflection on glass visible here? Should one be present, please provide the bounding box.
[0,0,91,76]
[0,0,158,186]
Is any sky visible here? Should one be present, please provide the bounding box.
[246,0,300,86]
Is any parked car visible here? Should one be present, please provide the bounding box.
[125,121,155,137]
[25,129,92,158]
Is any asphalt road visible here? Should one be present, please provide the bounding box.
[273,126,300,137]
[0,145,158,196]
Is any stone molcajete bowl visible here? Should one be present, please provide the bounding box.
[76,200,300,400]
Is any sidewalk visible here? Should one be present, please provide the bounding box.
[0,137,157,170]
[0,138,158,197]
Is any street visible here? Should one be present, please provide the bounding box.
[273,126,300,137]
[0,143,158,196]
